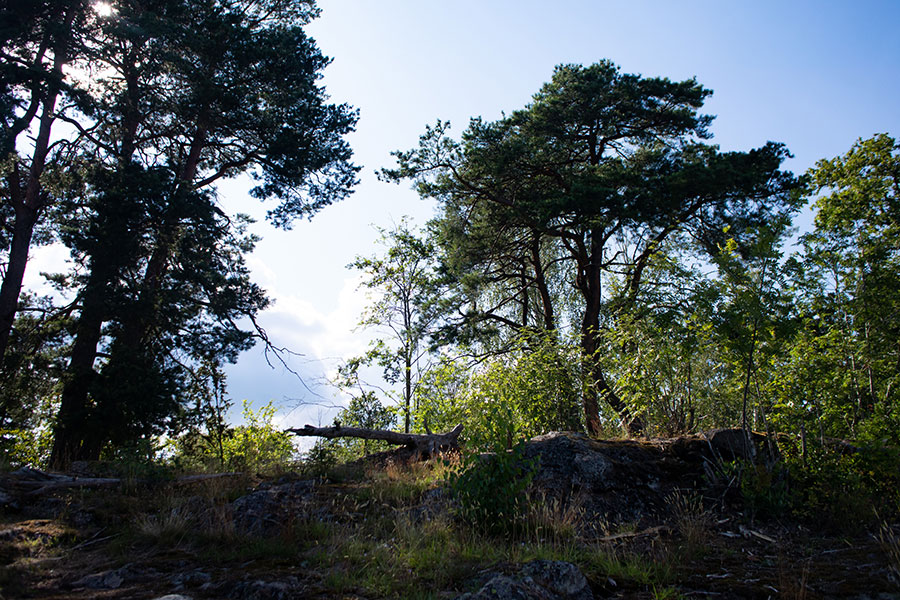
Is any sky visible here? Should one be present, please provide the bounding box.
[27,0,900,436]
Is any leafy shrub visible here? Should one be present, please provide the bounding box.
[786,442,900,529]
[303,439,340,476]
[718,439,900,530]
[221,401,295,473]
[169,400,295,474]
[739,462,792,518]
[417,334,583,452]
[0,426,53,470]
[444,441,539,535]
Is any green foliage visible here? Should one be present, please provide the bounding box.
[302,438,340,477]
[171,400,295,474]
[388,60,796,432]
[0,426,53,470]
[346,219,444,433]
[5,0,360,465]
[307,391,396,462]
[0,294,69,462]
[736,462,792,519]
[170,360,233,469]
[219,401,295,474]
[785,442,900,529]
[716,439,900,529]
[602,246,728,435]
[413,359,469,434]
[772,134,900,444]
[445,441,539,535]
[415,334,582,451]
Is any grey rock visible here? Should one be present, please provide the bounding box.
[171,570,212,589]
[521,561,591,600]
[0,489,19,511]
[456,561,592,600]
[229,577,302,600]
[231,481,316,536]
[520,430,760,527]
[703,428,769,462]
[70,509,95,528]
[73,567,127,589]
[457,575,554,600]
[152,595,194,600]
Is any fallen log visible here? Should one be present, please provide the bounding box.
[287,423,463,458]
[2,467,240,497]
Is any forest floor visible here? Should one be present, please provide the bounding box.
[0,434,898,599]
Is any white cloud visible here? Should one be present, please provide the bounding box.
[22,243,72,300]
[262,271,372,362]
[223,271,380,433]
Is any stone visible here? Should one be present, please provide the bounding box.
[456,574,553,600]
[170,570,212,589]
[520,561,591,600]
[72,567,127,589]
[231,481,316,536]
[518,430,769,527]
[455,561,592,600]
[0,489,19,511]
[228,577,302,600]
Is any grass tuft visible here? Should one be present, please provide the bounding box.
[666,490,713,553]
[877,519,900,580]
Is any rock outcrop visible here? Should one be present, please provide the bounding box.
[519,429,770,525]
[457,560,592,600]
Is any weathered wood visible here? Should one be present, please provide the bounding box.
[2,467,240,497]
[287,423,463,458]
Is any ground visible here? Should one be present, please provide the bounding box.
[0,434,897,599]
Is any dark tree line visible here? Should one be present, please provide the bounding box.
[2,18,897,471]
[358,65,896,455]
[384,62,797,436]
[1,0,357,467]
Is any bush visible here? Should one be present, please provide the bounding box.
[169,400,296,474]
[417,334,583,452]
[786,442,900,529]
[738,462,791,518]
[0,426,53,470]
[221,401,296,473]
[444,441,539,535]
[719,440,900,530]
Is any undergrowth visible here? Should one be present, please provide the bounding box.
[70,455,676,599]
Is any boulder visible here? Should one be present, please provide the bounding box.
[521,560,591,600]
[230,480,317,536]
[519,429,771,526]
[456,560,592,600]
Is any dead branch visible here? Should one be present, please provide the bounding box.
[2,467,240,497]
[287,423,464,458]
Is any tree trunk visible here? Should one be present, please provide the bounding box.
[529,231,555,331]
[50,274,112,467]
[404,351,412,434]
[0,1,78,362]
[107,124,207,360]
[0,203,39,363]
[288,423,464,458]
[576,229,643,437]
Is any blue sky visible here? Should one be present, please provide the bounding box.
[35,1,899,433]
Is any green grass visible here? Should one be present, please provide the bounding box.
[26,457,680,600]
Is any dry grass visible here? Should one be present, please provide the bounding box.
[877,520,900,580]
[520,493,584,547]
[135,507,192,543]
[665,490,713,551]
[777,559,810,600]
